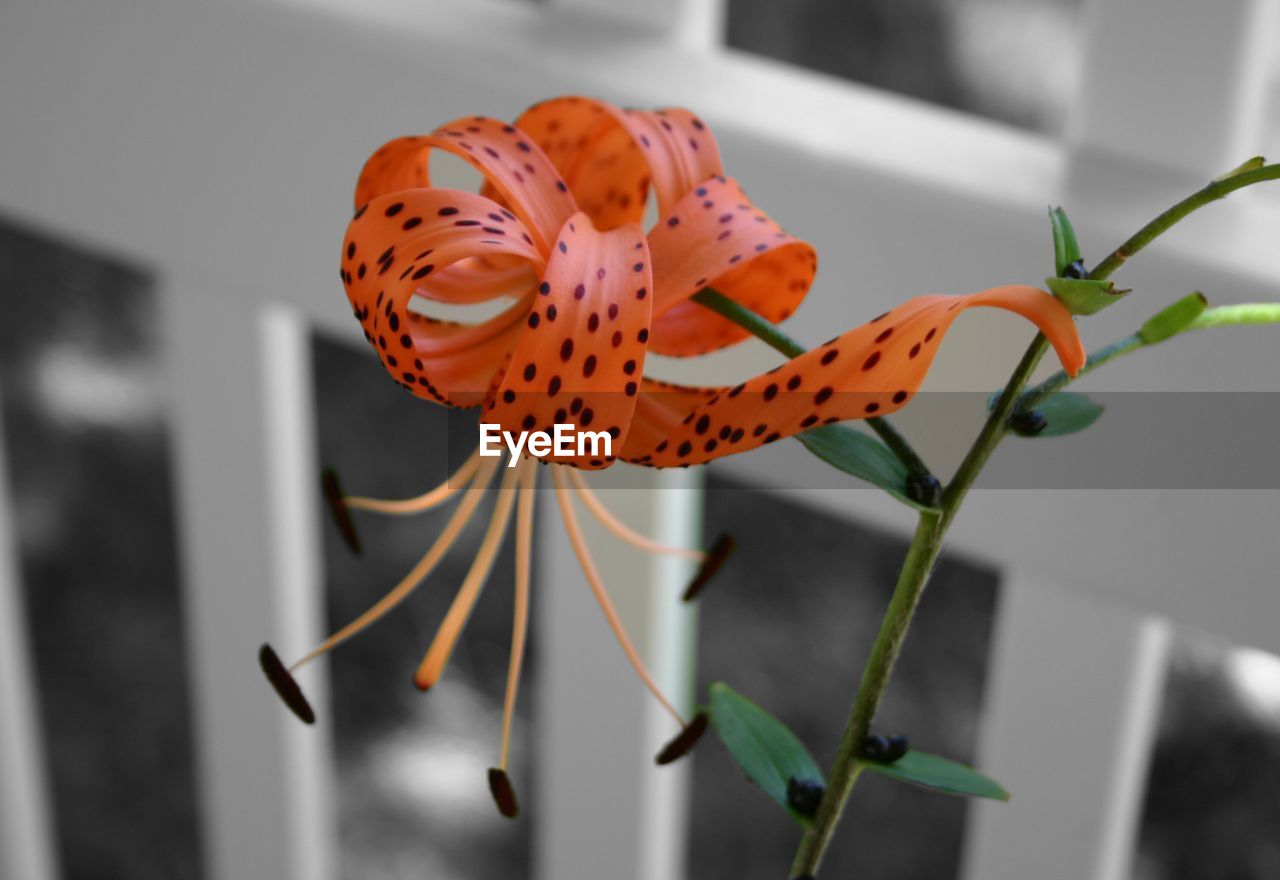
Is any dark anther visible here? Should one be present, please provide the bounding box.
[321,467,362,554]
[681,533,737,602]
[905,474,942,507]
[1062,259,1088,279]
[488,768,519,818]
[1011,409,1048,436]
[860,733,909,763]
[655,711,709,765]
[258,644,316,725]
[786,777,825,817]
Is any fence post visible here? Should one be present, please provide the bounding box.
[960,572,1170,880]
[0,380,59,880]
[534,468,701,880]
[163,284,334,880]
[1069,0,1279,175]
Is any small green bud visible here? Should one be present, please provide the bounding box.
[1138,292,1208,346]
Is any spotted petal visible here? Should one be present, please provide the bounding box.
[341,189,545,407]
[486,213,654,468]
[620,285,1086,466]
[512,96,723,231]
[356,116,577,252]
[647,176,817,356]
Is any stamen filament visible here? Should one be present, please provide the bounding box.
[414,461,522,690]
[344,450,481,515]
[499,460,537,772]
[566,469,704,562]
[290,456,501,672]
[551,467,685,727]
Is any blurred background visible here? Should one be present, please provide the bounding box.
[2,1,1280,879]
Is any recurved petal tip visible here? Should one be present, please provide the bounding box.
[321,467,362,555]
[681,533,736,602]
[259,643,316,725]
[488,768,519,818]
[655,711,709,765]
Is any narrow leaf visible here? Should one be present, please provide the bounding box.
[1049,206,1082,277]
[797,425,933,511]
[1214,156,1265,182]
[1045,276,1130,316]
[706,683,824,826]
[1139,292,1208,345]
[1012,391,1104,438]
[863,750,1009,801]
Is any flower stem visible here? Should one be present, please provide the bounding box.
[1020,301,1280,411]
[787,164,1280,878]
[788,509,944,876]
[690,287,932,478]
[1088,163,1280,281]
[1019,334,1141,409]
[788,332,1049,878]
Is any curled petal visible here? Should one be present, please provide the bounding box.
[486,213,654,468]
[355,116,578,255]
[512,96,723,230]
[647,176,817,356]
[341,188,544,406]
[620,285,1086,466]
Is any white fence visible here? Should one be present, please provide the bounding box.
[1,0,1279,878]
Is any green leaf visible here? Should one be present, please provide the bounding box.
[1045,276,1130,316]
[1139,292,1208,345]
[1049,206,1082,277]
[797,425,933,511]
[1013,391,1104,437]
[706,683,824,826]
[863,750,1009,801]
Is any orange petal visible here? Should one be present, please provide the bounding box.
[354,116,578,254]
[341,188,545,406]
[511,96,723,231]
[646,176,817,356]
[619,285,1085,466]
[485,213,654,468]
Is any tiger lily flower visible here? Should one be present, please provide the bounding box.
[260,96,1085,818]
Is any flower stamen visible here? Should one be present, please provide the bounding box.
[343,450,481,515]
[551,467,685,727]
[289,456,501,675]
[681,533,737,602]
[498,461,537,773]
[565,468,704,562]
[414,461,523,691]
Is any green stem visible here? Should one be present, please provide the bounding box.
[1020,334,1141,410]
[1189,302,1280,329]
[1021,301,1280,410]
[784,163,1280,877]
[786,168,1280,876]
[789,510,944,876]
[1088,163,1280,281]
[692,286,807,360]
[690,287,931,477]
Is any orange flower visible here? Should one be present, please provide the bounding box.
[338,96,1083,466]
[262,96,1085,818]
